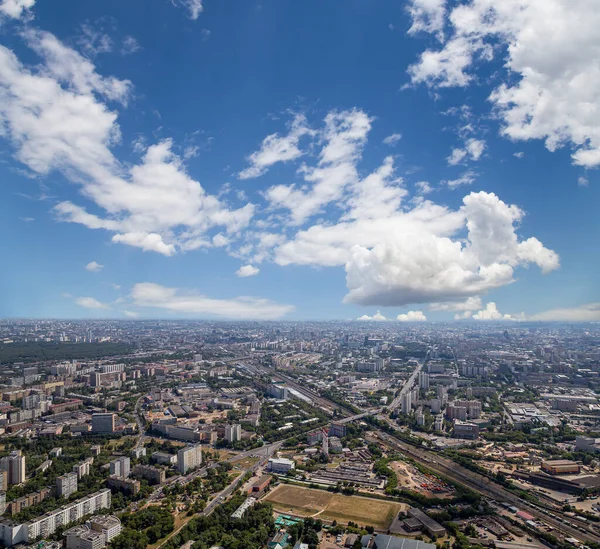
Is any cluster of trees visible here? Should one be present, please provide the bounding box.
[111,506,175,548]
[160,495,275,549]
[373,457,398,494]
[287,517,323,549]
[256,399,329,442]
[0,342,131,363]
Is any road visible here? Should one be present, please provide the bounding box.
[143,441,283,507]
[154,442,281,549]
[389,360,424,411]
[134,395,147,451]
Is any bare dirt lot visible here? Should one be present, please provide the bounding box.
[263,484,405,530]
[390,461,454,498]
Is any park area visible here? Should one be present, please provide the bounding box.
[263,485,405,530]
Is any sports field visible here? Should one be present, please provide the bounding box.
[263,485,405,529]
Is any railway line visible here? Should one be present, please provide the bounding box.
[375,430,600,544]
[260,360,600,544]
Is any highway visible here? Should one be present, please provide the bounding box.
[389,360,424,411]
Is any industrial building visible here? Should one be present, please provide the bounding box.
[541,460,581,475]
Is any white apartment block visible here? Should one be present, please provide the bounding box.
[177,445,203,474]
[225,423,241,443]
[109,457,130,478]
[56,472,78,498]
[0,490,111,546]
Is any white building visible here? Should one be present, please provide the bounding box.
[65,525,105,549]
[177,445,203,474]
[418,372,430,390]
[0,451,25,485]
[225,423,241,443]
[88,515,122,542]
[56,472,78,498]
[109,457,130,478]
[267,458,295,474]
[72,458,93,480]
[401,392,412,415]
[0,490,111,546]
[430,398,441,414]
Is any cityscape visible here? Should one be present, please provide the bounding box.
[1,0,599,548]
[0,321,597,549]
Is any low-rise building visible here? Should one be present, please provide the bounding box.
[267,458,295,474]
[541,460,580,475]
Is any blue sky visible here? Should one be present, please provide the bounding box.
[0,0,598,321]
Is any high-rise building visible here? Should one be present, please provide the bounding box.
[434,415,444,432]
[224,424,241,443]
[328,422,347,438]
[0,471,7,491]
[401,393,412,415]
[0,451,25,485]
[418,372,430,390]
[177,445,203,474]
[56,472,78,498]
[109,457,130,478]
[90,372,103,387]
[92,413,115,434]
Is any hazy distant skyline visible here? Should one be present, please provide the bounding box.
[0,0,598,322]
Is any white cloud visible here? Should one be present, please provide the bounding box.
[77,25,113,57]
[112,232,176,256]
[121,36,141,55]
[111,283,121,290]
[578,176,589,187]
[0,31,253,255]
[383,132,402,146]
[85,261,103,272]
[406,0,447,39]
[407,0,600,168]
[276,188,558,307]
[75,296,110,310]
[19,216,34,222]
[444,170,477,188]
[131,282,293,320]
[415,181,433,194]
[447,148,467,166]
[265,109,373,225]
[238,114,312,179]
[470,301,515,321]
[448,138,485,166]
[172,0,203,20]
[25,29,131,104]
[528,302,600,322]
[123,310,139,318]
[357,310,388,321]
[397,310,427,322]
[514,152,524,159]
[431,296,482,311]
[236,264,260,278]
[0,0,35,19]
